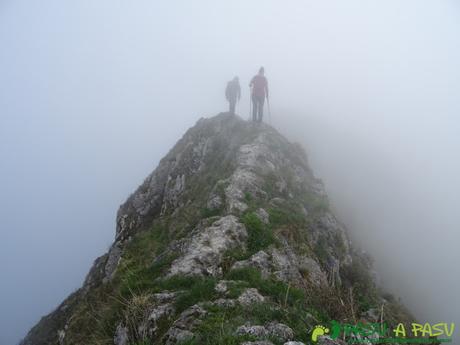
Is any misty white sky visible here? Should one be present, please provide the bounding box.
[1,1,459,344]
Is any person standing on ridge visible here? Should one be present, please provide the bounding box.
[249,67,269,122]
[225,76,241,114]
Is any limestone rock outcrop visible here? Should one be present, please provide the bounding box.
[21,114,414,345]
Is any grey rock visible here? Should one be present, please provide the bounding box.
[298,256,328,287]
[165,328,194,345]
[255,208,270,224]
[161,174,186,215]
[276,178,288,193]
[236,325,269,338]
[116,212,139,242]
[232,247,328,289]
[241,342,274,345]
[164,304,207,344]
[316,213,351,263]
[237,288,265,306]
[225,132,288,214]
[224,171,251,213]
[207,193,223,210]
[271,248,297,282]
[168,215,247,277]
[266,322,294,341]
[232,250,272,279]
[212,298,237,308]
[82,253,109,291]
[284,342,306,345]
[215,280,231,294]
[237,134,277,174]
[206,180,227,211]
[271,243,329,288]
[311,178,327,197]
[269,197,286,206]
[152,291,178,304]
[325,256,342,288]
[114,323,129,345]
[103,243,122,282]
[115,116,237,241]
[147,303,175,334]
[172,304,207,329]
[57,329,65,345]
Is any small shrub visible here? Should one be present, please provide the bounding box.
[244,192,252,203]
[220,247,251,275]
[118,253,177,297]
[242,212,275,253]
[201,207,221,218]
[225,267,305,307]
[340,256,378,312]
[268,206,306,228]
[172,276,218,313]
[303,193,330,214]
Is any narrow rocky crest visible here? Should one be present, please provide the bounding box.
[21,113,414,345]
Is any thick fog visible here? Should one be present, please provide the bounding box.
[1,0,459,343]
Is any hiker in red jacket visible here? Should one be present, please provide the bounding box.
[249,67,269,122]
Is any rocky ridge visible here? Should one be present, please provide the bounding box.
[21,113,414,345]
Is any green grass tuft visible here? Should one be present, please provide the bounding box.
[225,267,305,307]
[242,212,275,254]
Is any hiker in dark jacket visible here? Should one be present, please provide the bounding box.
[249,67,268,122]
[225,77,241,114]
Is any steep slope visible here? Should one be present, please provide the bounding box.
[21,113,414,345]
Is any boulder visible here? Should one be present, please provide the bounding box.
[266,321,294,341]
[168,215,247,277]
[237,288,265,306]
[114,324,129,345]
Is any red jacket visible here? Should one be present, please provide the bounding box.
[250,75,268,98]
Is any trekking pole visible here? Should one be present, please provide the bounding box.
[248,91,252,121]
[267,96,271,125]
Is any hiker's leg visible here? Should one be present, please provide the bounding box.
[258,97,264,122]
[252,95,257,121]
[229,100,235,114]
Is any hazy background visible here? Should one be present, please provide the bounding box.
[1,0,459,343]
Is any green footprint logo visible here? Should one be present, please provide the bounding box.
[311,325,330,342]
